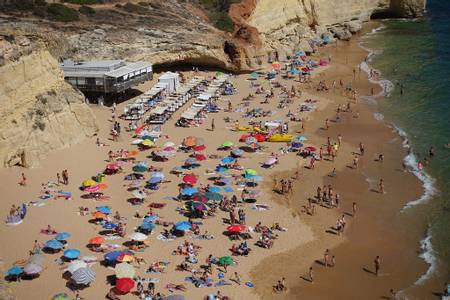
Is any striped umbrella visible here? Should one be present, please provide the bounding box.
[71,267,95,285]
[65,260,87,274]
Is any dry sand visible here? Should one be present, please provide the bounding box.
[0,21,428,300]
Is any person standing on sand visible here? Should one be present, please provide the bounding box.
[309,267,314,283]
[352,202,357,217]
[359,142,365,156]
[325,118,329,130]
[56,173,61,184]
[19,173,27,186]
[353,156,359,169]
[324,249,330,267]
[331,255,336,267]
[374,256,381,276]
[211,118,215,131]
[337,134,342,147]
[379,179,385,194]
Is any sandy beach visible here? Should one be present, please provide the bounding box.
[0,21,431,300]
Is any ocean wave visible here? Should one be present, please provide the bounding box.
[414,228,437,285]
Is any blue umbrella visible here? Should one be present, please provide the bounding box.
[143,215,159,223]
[45,240,64,250]
[221,156,235,164]
[291,142,303,149]
[223,186,234,193]
[139,222,156,231]
[208,186,221,193]
[96,206,111,214]
[103,222,118,230]
[295,135,307,142]
[231,149,244,157]
[55,232,71,241]
[6,266,23,276]
[181,187,198,196]
[215,166,229,173]
[205,192,223,201]
[104,251,122,262]
[148,177,162,184]
[151,172,164,179]
[185,158,198,165]
[63,249,81,259]
[175,221,192,231]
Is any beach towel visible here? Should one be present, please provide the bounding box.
[251,204,270,211]
[156,234,175,242]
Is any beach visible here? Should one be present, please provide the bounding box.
[0,21,436,300]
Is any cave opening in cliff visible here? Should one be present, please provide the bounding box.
[370,9,398,19]
[152,60,234,74]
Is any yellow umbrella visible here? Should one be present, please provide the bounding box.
[115,262,135,279]
[141,139,154,147]
[82,179,97,187]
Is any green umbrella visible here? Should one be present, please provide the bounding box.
[245,168,257,176]
[205,192,223,202]
[133,165,148,173]
[219,256,233,266]
[222,141,233,147]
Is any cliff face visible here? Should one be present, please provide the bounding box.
[0,34,98,168]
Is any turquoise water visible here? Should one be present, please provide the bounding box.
[363,0,450,285]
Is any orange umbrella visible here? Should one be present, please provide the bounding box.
[92,212,106,220]
[128,150,139,157]
[183,136,196,147]
[116,253,134,263]
[89,236,105,245]
[97,183,108,190]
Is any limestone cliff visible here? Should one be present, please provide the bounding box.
[0,34,98,168]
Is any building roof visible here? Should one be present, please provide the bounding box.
[61,59,152,79]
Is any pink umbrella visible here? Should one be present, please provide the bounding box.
[85,185,100,193]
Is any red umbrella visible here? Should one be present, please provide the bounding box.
[116,277,135,293]
[239,134,250,142]
[194,145,206,152]
[253,133,266,142]
[183,174,198,185]
[227,224,246,234]
[106,163,120,170]
[134,124,146,135]
[305,146,317,152]
[195,154,206,161]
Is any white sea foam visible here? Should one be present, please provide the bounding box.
[415,228,437,285]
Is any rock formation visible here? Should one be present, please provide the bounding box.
[0,32,98,167]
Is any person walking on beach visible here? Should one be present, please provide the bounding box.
[359,142,365,156]
[353,156,359,169]
[331,255,336,267]
[211,118,215,131]
[379,179,385,194]
[324,249,330,267]
[309,267,314,283]
[352,202,357,217]
[325,118,329,130]
[374,256,381,276]
[19,173,27,186]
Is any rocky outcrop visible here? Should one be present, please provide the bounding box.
[0,33,98,168]
[391,0,427,17]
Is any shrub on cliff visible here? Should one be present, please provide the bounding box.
[79,5,96,15]
[122,2,148,14]
[198,0,237,32]
[211,12,234,32]
[47,3,80,22]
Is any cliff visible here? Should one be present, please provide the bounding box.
[0,32,98,168]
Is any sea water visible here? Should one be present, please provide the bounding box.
[361,0,450,289]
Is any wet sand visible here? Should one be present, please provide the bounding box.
[251,24,430,300]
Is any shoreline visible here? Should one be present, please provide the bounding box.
[250,22,431,300]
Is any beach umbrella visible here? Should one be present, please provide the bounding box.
[106,163,120,171]
[291,142,303,149]
[148,176,162,184]
[141,139,154,147]
[208,186,221,193]
[218,256,233,266]
[163,146,176,152]
[6,266,23,276]
[193,145,206,152]
[63,249,81,260]
[175,221,192,231]
[128,232,148,242]
[71,267,95,285]
[223,186,234,193]
[191,202,209,211]
[245,168,257,176]
[163,141,175,148]
[183,174,198,185]
[23,263,43,275]
[151,172,165,180]
[231,149,244,157]
[103,222,118,230]
[88,236,105,245]
[193,194,207,203]
[92,212,106,220]
[96,206,111,214]
[84,185,100,193]
[181,187,198,196]
[195,154,206,161]
[132,190,146,199]
[97,182,108,190]
[28,254,44,266]
[272,61,281,69]
[143,215,159,223]
[305,146,317,152]
[65,260,87,274]
[52,293,69,300]
[205,192,223,202]
[45,240,64,250]
[221,156,235,164]
[133,165,148,173]
[250,72,258,79]
[182,136,196,147]
[227,224,246,234]
[217,177,231,185]
[184,157,198,165]
[104,251,122,262]
[55,232,71,241]
[115,263,136,279]
[82,179,96,187]
[115,277,135,293]
[116,253,134,263]
[139,222,156,231]
[222,141,233,148]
